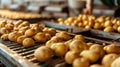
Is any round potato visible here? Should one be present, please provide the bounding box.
[103,44,120,54]
[80,50,100,63]
[34,32,47,42]
[0,27,9,34]
[111,57,120,67]
[25,29,36,37]
[34,46,53,62]
[50,43,68,56]
[56,31,71,41]
[69,40,88,53]
[90,44,105,58]
[1,34,8,40]
[74,35,85,41]
[65,51,79,64]
[17,35,26,44]
[73,58,90,67]
[15,20,23,27]
[22,38,35,47]
[8,31,22,42]
[90,64,104,67]
[102,54,119,67]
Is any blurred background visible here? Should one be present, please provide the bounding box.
[0,0,116,19]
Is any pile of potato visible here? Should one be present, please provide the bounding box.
[0,10,41,19]
[58,14,120,33]
[0,20,56,47]
[34,33,120,67]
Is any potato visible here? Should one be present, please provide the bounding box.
[25,29,36,37]
[67,17,76,22]
[73,58,90,67]
[85,25,91,29]
[102,54,119,67]
[78,22,83,27]
[8,31,22,42]
[45,33,51,40]
[1,34,8,40]
[5,23,14,30]
[21,21,30,26]
[50,36,64,42]
[19,26,30,34]
[65,39,73,48]
[0,20,6,28]
[80,50,100,63]
[46,40,57,47]
[55,32,71,41]
[43,28,56,36]
[22,38,35,47]
[103,44,120,54]
[86,42,93,48]
[58,18,64,22]
[17,35,26,44]
[50,43,68,56]
[18,21,30,29]
[117,26,120,33]
[94,23,101,29]
[103,26,114,32]
[104,21,112,27]
[113,24,118,30]
[65,51,79,64]
[111,57,120,67]
[90,64,104,67]
[90,44,105,58]
[30,24,43,32]
[15,20,23,27]
[74,35,85,41]
[34,46,53,62]
[34,32,47,42]
[0,27,9,34]
[69,40,88,53]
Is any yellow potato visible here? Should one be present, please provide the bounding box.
[15,20,23,27]
[45,33,51,40]
[102,54,119,67]
[17,35,26,44]
[34,32,47,42]
[80,50,100,63]
[43,28,56,36]
[65,51,79,64]
[90,64,104,67]
[117,26,120,33]
[22,38,35,47]
[8,31,22,42]
[25,29,36,37]
[5,23,14,30]
[90,44,105,58]
[55,31,71,41]
[111,57,120,67]
[19,26,30,34]
[103,44,120,54]
[0,20,6,28]
[58,18,64,22]
[103,26,114,32]
[74,35,85,41]
[0,27,9,34]
[50,43,68,56]
[34,46,53,62]
[73,58,90,67]
[104,21,112,27]
[1,34,8,40]
[69,40,88,52]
